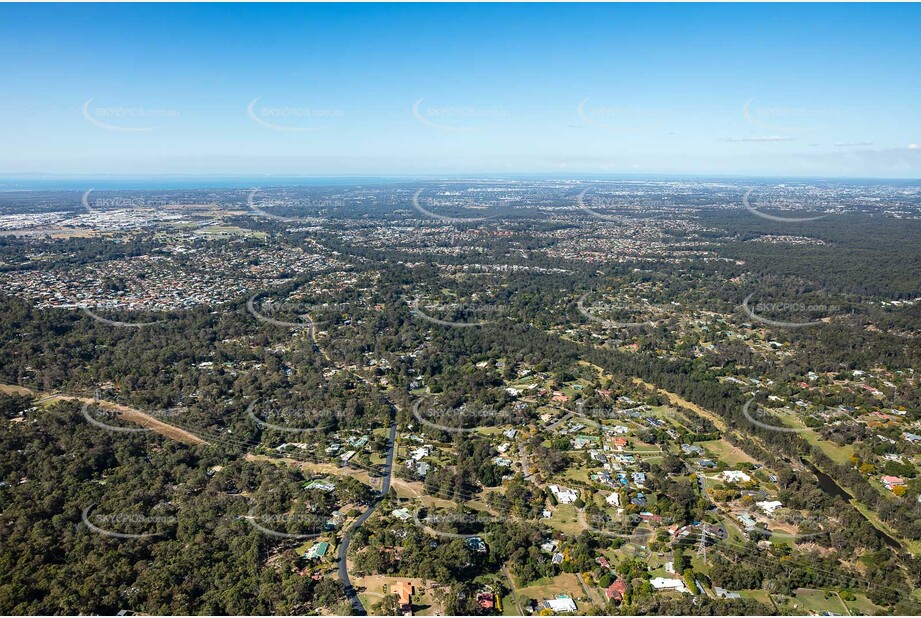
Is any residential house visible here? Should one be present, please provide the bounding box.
[409,446,430,461]
[650,577,687,593]
[393,581,414,615]
[604,580,628,603]
[303,479,336,492]
[714,587,741,599]
[882,475,906,491]
[305,541,330,560]
[543,596,577,613]
[736,513,758,531]
[466,537,487,553]
[549,485,579,504]
[476,592,495,611]
[720,470,752,483]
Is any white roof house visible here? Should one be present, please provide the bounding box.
[549,484,579,504]
[756,500,783,515]
[410,446,430,461]
[606,492,621,507]
[544,596,577,613]
[650,577,687,593]
[720,470,752,483]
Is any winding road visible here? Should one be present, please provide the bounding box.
[339,417,397,615]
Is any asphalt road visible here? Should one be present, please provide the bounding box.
[339,419,397,615]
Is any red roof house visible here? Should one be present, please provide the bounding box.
[605,580,627,603]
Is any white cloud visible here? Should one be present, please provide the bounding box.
[908,143,920,149]
[720,136,794,143]
[834,141,874,147]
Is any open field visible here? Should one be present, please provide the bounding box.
[514,573,585,607]
[845,592,885,615]
[792,588,850,616]
[544,503,585,536]
[697,439,758,466]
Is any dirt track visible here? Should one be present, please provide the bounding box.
[2,383,208,446]
[631,377,729,431]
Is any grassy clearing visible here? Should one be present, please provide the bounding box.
[793,588,849,616]
[739,589,773,607]
[544,503,585,536]
[697,439,758,466]
[844,592,885,615]
[515,573,584,605]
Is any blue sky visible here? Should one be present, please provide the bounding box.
[1,3,919,178]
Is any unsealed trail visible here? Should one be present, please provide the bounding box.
[2,383,208,446]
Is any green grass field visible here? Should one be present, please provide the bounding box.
[544,503,585,536]
[844,592,885,615]
[793,588,849,616]
[697,439,759,466]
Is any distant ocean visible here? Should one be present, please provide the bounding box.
[0,176,412,191]
[1,174,915,192]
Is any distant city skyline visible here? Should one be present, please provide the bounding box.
[2,3,920,178]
